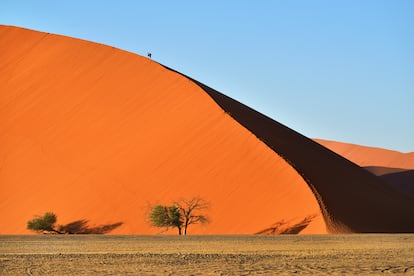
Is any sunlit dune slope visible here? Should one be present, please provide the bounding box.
[314,139,414,170]
[0,25,325,234]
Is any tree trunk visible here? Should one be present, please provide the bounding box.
[178,227,182,235]
[184,221,189,235]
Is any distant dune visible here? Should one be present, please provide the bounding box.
[314,139,414,170]
[1,25,413,234]
[314,139,414,200]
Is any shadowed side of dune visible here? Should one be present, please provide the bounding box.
[365,167,414,200]
[364,166,409,176]
[381,171,414,198]
[202,86,414,232]
[163,71,414,233]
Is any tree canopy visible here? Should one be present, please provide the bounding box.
[27,212,58,233]
[149,205,183,234]
[149,197,209,235]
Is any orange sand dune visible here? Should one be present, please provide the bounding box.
[1,25,413,234]
[0,25,325,234]
[314,139,414,169]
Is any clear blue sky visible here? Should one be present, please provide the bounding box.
[2,0,413,152]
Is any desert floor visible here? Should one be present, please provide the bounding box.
[0,234,413,275]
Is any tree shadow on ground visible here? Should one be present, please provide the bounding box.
[255,214,318,235]
[58,220,123,234]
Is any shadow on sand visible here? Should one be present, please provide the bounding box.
[58,220,123,234]
[255,215,318,235]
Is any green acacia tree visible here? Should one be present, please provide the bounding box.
[149,205,183,235]
[149,197,209,235]
[27,212,60,233]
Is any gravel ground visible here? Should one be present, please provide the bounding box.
[1,234,413,275]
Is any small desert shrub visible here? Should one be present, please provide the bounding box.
[27,212,58,232]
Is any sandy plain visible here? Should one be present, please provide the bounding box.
[1,235,413,275]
